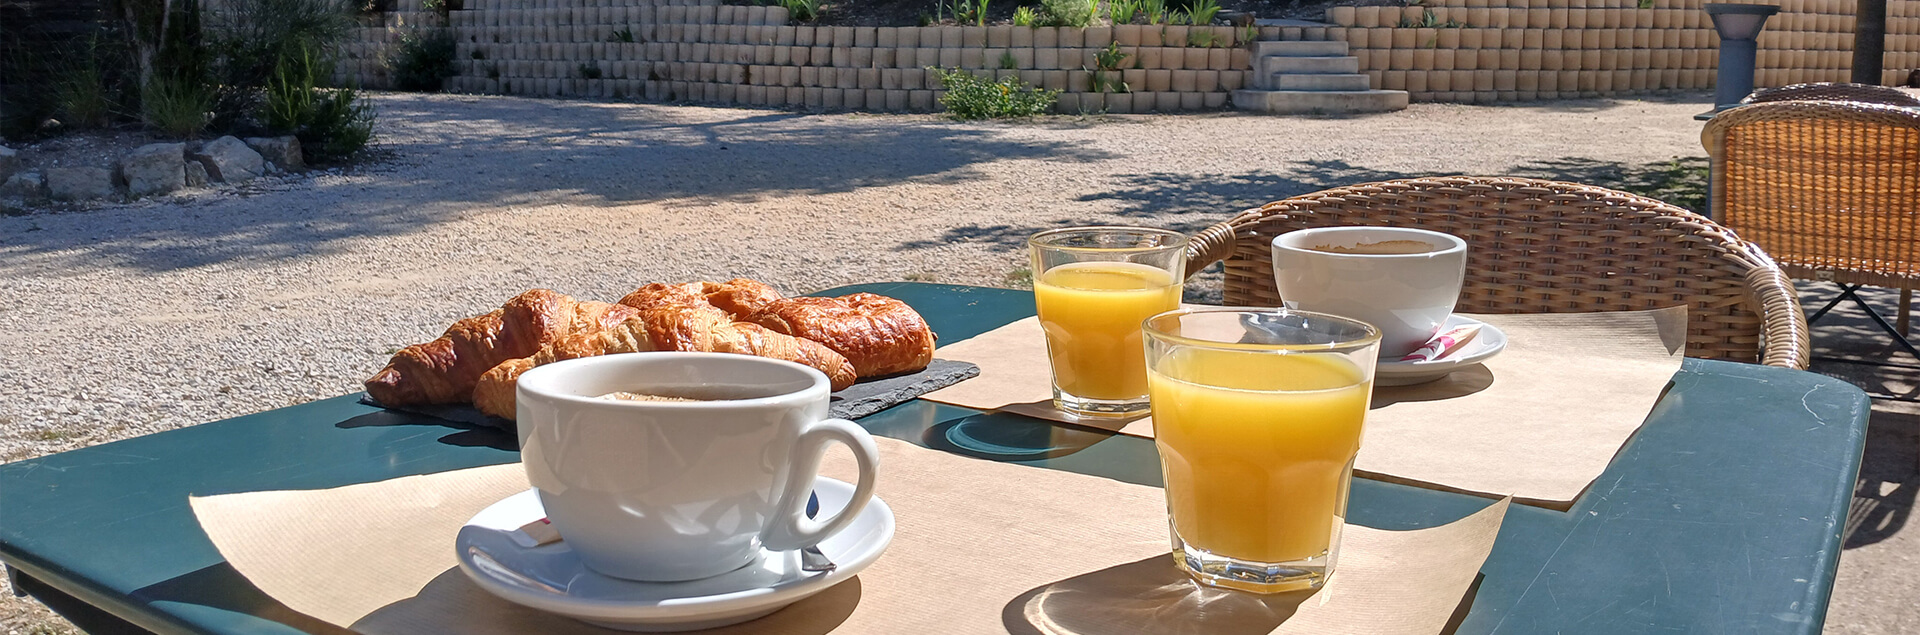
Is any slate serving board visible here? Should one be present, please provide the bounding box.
[360,359,981,432]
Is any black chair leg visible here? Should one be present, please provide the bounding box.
[1811,283,1920,360]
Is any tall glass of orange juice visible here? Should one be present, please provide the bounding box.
[1028,227,1187,417]
[1144,308,1380,593]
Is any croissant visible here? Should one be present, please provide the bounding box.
[472,303,858,419]
[364,290,640,406]
[742,293,936,377]
[701,278,786,317]
[617,278,785,317]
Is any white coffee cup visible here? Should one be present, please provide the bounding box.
[515,352,880,582]
[1271,227,1469,358]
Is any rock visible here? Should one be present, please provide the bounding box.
[0,145,18,182]
[190,136,264,183]
[243,136,304,172]
[119,143,186,198]
[0,171,44,201]
[184,161,209,188]
[45,167,117,201]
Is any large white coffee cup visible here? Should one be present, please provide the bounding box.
[515,352,880,582]
[1271,227,1469,358]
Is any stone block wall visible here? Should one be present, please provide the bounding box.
[339,0,1256,112]
[336,0,1920,107]
[1321,0,1920,103]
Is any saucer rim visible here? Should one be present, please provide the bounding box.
[1376,315,1508,374]
[454,476,893,622]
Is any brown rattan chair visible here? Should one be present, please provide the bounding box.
[1702,100,1920,356]
[1183,176,1810,369]
[1742,82,1920,107]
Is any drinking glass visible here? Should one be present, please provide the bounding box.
[1144,308,1381,593]
[1028,227,1188,418]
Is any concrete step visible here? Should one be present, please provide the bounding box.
[1269,73,1372,91]
[1252,40,1351,58]
[1232,89,1410,115]
[1261,55,1360,75]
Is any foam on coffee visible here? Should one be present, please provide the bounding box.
[596,385,771,402]
[600,391,704,402]
[1307,239,1437,255]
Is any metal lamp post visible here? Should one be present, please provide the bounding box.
[1696,3,1780,120]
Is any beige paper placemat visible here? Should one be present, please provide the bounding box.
[921,308,1687,507]
[192,438,1509,635]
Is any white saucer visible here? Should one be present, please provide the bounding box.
[455,477,894,632]
[1375,315,1508,387]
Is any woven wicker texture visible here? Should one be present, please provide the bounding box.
[1742,82,1920,107]
[1702,101,1920,290]
[1184,177,1809,369]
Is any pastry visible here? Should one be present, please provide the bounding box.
[741,293,937,377]
[472,302,857,419]
[364,290,639,406]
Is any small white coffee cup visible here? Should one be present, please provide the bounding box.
[1271,227,1469,358]
[515,352,880,582]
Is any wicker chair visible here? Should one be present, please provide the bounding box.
[1702,101,1920,356]
[1742,82,1920,107]
[1184,176,1810,369]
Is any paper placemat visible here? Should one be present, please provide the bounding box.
[192,438,1509,635]
[361,359,981,430]
[920,308,1687,507]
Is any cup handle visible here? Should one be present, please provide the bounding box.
[760,418,880,552]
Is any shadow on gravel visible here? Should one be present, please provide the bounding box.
[0,94,1114,273]
[896,155,1709,254]
[898,159,1416,253]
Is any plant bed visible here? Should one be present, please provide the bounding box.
[727,0,1401,28]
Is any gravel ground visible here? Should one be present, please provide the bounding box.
[6,91,1906,633]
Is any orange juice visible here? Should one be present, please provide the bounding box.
[1034,262,1182,402]
[1149,348,1370,564]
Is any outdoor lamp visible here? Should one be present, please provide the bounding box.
[1700,3,1780,118]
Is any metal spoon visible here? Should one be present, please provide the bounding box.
[800,492,837,572]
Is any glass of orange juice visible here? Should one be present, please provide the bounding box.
[1144,308,1380,593]
[1028,227,1188,418]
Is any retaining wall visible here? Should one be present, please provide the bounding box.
[336,0,1920,109]
[340,0,1262,112]
[1322,0,1920,102]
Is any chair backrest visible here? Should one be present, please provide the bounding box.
[1184,176,1809,368]
[1701,101,1920,288]
[1742,82,1920,107]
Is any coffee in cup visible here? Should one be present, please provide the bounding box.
[516,352,880,582]
[1271,227,1468,358]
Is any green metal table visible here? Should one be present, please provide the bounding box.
[0,283,1870,634]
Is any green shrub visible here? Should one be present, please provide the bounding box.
[999,50,1019,69]
[1187,0,1220,24]
[1108,0,1138,24]
[1089,42,1130,93]
[960,0,990,26]
[303,88,374,162]
[266,44,373,162]
[208,0,355,128]
[578,62,603,79]
[1141,0,1166,24]
[931,67,1058,119]
[782,0,820,22]
[391,28,456,91]
[608,27,637,43]
[1012,6,1039,26]
[1039,0,1094,27]
[142,76,212,137]
[211,0,354,91]
[52,60,116,129]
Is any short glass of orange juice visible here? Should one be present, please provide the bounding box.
[1028,227,1188,418]
[1144,308,1381,593]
